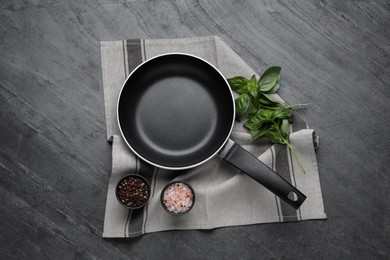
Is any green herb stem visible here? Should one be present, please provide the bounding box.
[260,103,309,110]
[283,103,309,109]
[283,138,306,174]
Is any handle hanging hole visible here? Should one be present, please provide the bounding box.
[287,191,298,202]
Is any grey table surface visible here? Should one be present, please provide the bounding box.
[1,0,389,259]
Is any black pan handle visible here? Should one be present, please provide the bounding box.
[218,139,306,209]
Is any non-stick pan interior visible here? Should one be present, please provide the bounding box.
[118,54,234,169]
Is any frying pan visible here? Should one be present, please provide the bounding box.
[117,53,306,209]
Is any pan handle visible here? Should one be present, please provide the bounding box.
[218,139,306,209]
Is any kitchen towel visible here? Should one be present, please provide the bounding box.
[100,36,326,238]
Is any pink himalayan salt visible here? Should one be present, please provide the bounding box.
[163,183,194,214]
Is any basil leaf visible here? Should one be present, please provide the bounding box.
[244,120,258,131]
[250,74,257,85]
[235,94,250,118]
[227,76,248,94]
[273,107,292,119]
[262,93,282,104]
[266,127,286,144]
[244,113,262,130]
[244,110,276,131]
[267,80,280,94]
[258,66,281,92]
[250,125,269,140]
[248,107,259,116]
[258,108,275,119]
[247,75,258,98]
[258,93,279,106]
[248,88,258,100]
[244,117,264,130]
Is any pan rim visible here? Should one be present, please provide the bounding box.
[117,52,236,170]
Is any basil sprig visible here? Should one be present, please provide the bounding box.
[227,67,307,173]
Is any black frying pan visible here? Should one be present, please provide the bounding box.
[117,53,306,209]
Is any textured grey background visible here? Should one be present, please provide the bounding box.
[0,0,389,259]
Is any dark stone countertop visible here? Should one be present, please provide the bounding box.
[1,0,389,259]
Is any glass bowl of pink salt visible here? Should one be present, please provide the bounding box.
[160,181,195,216]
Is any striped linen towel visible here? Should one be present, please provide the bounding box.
[100,36,326,238]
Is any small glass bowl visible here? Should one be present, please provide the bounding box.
[116,174,151,209]
[160,181,195,216]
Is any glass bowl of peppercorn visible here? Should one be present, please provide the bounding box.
[116,174,151,209]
